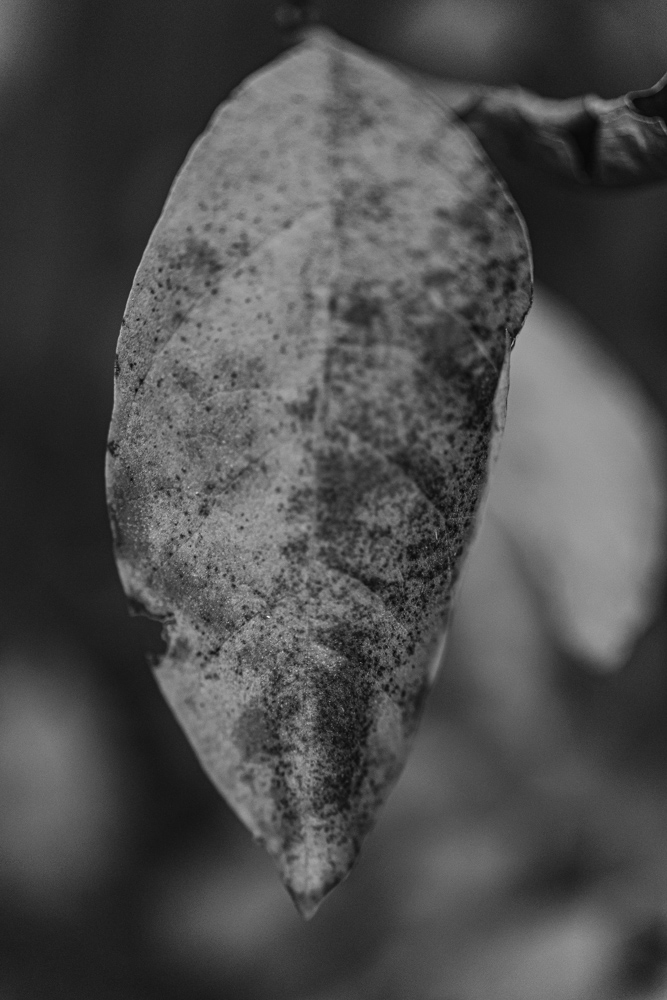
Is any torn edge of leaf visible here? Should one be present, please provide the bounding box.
[422,71,667,187]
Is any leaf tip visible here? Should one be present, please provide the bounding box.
[286,885,327,920]
[268,817,358,920]
[282,860,349,920]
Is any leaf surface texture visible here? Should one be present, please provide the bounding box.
[106,29,531,916]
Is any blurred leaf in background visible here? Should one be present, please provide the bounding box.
[0,642,133,911]
[489,285,666,671]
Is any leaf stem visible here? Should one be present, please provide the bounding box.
[275,1,321,36]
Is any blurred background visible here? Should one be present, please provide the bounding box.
[2,1,667,997]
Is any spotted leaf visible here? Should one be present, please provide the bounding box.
[106,29,532,917]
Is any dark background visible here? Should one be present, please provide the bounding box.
[2,1,667,997]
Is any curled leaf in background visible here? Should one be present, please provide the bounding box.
[424,71,667,187]
[106,28,531,916]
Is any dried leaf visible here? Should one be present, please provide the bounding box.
[106,28,531,916]
[424,72,667,187]
[488,285,667,669]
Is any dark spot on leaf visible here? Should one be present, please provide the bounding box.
[286,484,314,519]
[179,235,223,277]
[329,51,377,143]
[285,385,319,422]
[312,622,381,813]
[281,534,309,562]
[234,701,274,761]
[229,231,251,257]
[420,141,440,163]
[391,447,447,513]
[315,442,385,541]
[359,183,393,222]
[450,200,494,243]
[340,289,383,330]
[423,267,457,290]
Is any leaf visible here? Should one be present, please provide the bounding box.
[487,285,667,669]
[0,646,129,907]
[424,72,667,187]
[447,501,565,760]
[106,28,531,917]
